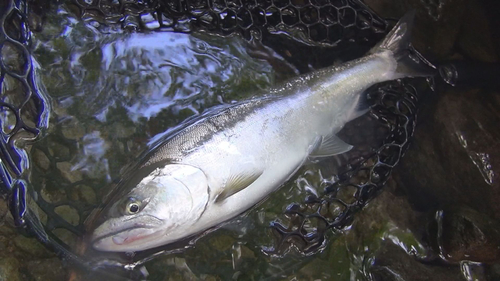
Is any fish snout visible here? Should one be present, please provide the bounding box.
[90,215,165,252]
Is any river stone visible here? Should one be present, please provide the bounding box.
[370,241,464,281]
[26,258,66,281]
[28,199,49,225]
[0,41,26,76]
[0,198,8,219]
[52,228,78,249]
[54,205,80,226]
[397,87,500,217]
[70,184,97,205]
[56,161,83,183]
[48,139,71,160]
[32,149,51,171]
[209,235,235,252]
[0,257,21,281]
[40,184,67,204]
[61,117,85,140]
[111,122,136,138]
[436,206,500,263]
[13,235,53,258]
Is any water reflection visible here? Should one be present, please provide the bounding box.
[456,131,495,185]
[73,131,111,181]
[26,4,451,281]
[33,9,275,183]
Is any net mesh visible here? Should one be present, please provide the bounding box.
[0,0,50,227]
[68,0,387,44]
[266,80,420,255]
[0,0,427,277]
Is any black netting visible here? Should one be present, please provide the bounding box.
[0,0,431,279]
[68,0,387,44]
[266,80,421,256]
[0,0,50,225]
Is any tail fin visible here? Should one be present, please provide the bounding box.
[370,11,436,78]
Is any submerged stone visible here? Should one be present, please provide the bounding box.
[436,206,500,263]
[370,241,463,281]
[26,258,66,281]
[54,205,80,226]
[13,235,53,258]
[0,257,21,281]
[56,162,83,183]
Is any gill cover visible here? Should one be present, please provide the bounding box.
[91,164,209,252]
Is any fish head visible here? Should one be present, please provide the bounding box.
[91,164,209,252]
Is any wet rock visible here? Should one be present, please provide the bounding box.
[57,161,83,183]
[460,262,495,281]
[40,183,67,204]
[281,178,439,280]
[183,232,239,278]
[292,237,351,280]
[0,198,8,219]
[54,205,80,226]
[393,88,500,220]
[347,178,430,256]
[147,256,199,281]
[0,257,21,281]
[28,201,49,225]
[26,258,66,281]
[13,235,54,258]
[231,243,256,271]
[209,235,235,252]
[61,117,85,140]
[110,122,136,139]
[69,184,97,205]
[164,271,184,281]
[53,228,78,249]
[51,102,68,117]
[0,198,17,237]
[239,245,255,259]
[370,241,463,281]
[336,184,358,205]
[32,148,51,171]
[485,263,500,280]
[435,206,500,263]
[48,139,71,160]
[0,218,17,237]
[201,275,218,281]
[0,42,27,76]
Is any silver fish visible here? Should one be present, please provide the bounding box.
[90,11,433,252]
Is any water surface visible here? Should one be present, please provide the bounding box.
[28,4,439,280]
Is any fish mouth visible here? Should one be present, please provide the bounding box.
[91,215,164,252]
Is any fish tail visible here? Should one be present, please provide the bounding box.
[370,10,436,78]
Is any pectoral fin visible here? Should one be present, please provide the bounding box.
[309,134,353,157]
[215,170,263,202]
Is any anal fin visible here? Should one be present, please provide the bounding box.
[309,134,353,157]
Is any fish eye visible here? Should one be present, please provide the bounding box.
[124,198,141,215]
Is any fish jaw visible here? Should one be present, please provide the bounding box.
[91,215,166,252]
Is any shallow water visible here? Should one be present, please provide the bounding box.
[23,4,432,280]
[2,0,495,280]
